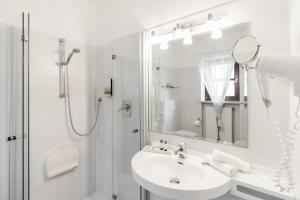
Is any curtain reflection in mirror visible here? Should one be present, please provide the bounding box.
[198,51,234,141]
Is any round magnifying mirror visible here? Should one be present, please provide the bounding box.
[232,35,260,66]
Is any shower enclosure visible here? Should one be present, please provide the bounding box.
[112,34,143,200]
[0,12,144,200]
[94,33,145,200]
[0,13,30,200]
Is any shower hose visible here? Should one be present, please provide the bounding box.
[268,97,300,193]
[64,64,101,136]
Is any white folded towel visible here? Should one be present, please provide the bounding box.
[204,154,238,177]
[212,150,251,173]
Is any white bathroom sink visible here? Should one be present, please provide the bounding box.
[131,151,231,200]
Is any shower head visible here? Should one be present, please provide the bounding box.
[65,48,81,65]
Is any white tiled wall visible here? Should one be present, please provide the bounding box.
[29,30,97,200]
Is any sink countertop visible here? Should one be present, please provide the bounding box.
[134,145,296,200]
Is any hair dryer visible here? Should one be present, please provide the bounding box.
[255,55,300,192]
[256,56,300,108]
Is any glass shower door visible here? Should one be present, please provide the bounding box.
[0,13,29,200]
[112,34,142,200]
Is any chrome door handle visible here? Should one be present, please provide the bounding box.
[132,129,139,134]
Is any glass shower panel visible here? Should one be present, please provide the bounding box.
[112,34,142,200]
[0,22,13,200]
[0,13,29,200]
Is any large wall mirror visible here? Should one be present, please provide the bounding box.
[149,22,249,147]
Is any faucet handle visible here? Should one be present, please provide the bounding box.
[178,142,186,151]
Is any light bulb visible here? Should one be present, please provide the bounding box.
[160,41,168,50]
[207,13,223,40]
[206,13,215,30]
[211,28,223,39]
[183,34,192,45]
[174,24,183,37]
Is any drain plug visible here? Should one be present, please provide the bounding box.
[170,177,180,184]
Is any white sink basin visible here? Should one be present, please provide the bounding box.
[131,151,231,200]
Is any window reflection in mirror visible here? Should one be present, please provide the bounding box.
[150,23,249,147]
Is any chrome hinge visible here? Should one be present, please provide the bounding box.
[21,35,28,42]
[112,55,116,60]
[6,136,17,141]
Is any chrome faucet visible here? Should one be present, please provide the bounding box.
[174,142,186,159]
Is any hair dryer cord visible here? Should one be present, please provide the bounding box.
[268,97,300,193]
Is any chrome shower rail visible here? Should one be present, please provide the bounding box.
[57,38,66,98]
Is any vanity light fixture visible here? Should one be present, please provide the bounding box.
[211,28,223,39]
[151,13,224,46]
[174,24,183,37]
[183,32,192,45]
[182,25,193,45]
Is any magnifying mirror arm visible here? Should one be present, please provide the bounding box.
[242,44,261,71]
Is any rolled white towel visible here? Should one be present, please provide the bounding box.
[204,154,238,177]
[212,150,251,173]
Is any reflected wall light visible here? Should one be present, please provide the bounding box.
[207,13,223,39]
[151,13,224,47]
[160,40,169,50]
[183,31,193,45]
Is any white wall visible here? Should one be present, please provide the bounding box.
[0,0,97,44]
[29,30,97,200]
[290,0,300,198]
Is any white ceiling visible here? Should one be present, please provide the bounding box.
[90,0,234,44]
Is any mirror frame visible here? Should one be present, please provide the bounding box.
[144,22,252,148]
[232,34,261,67]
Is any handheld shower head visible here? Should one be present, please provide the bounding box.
[65,48,81,65]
